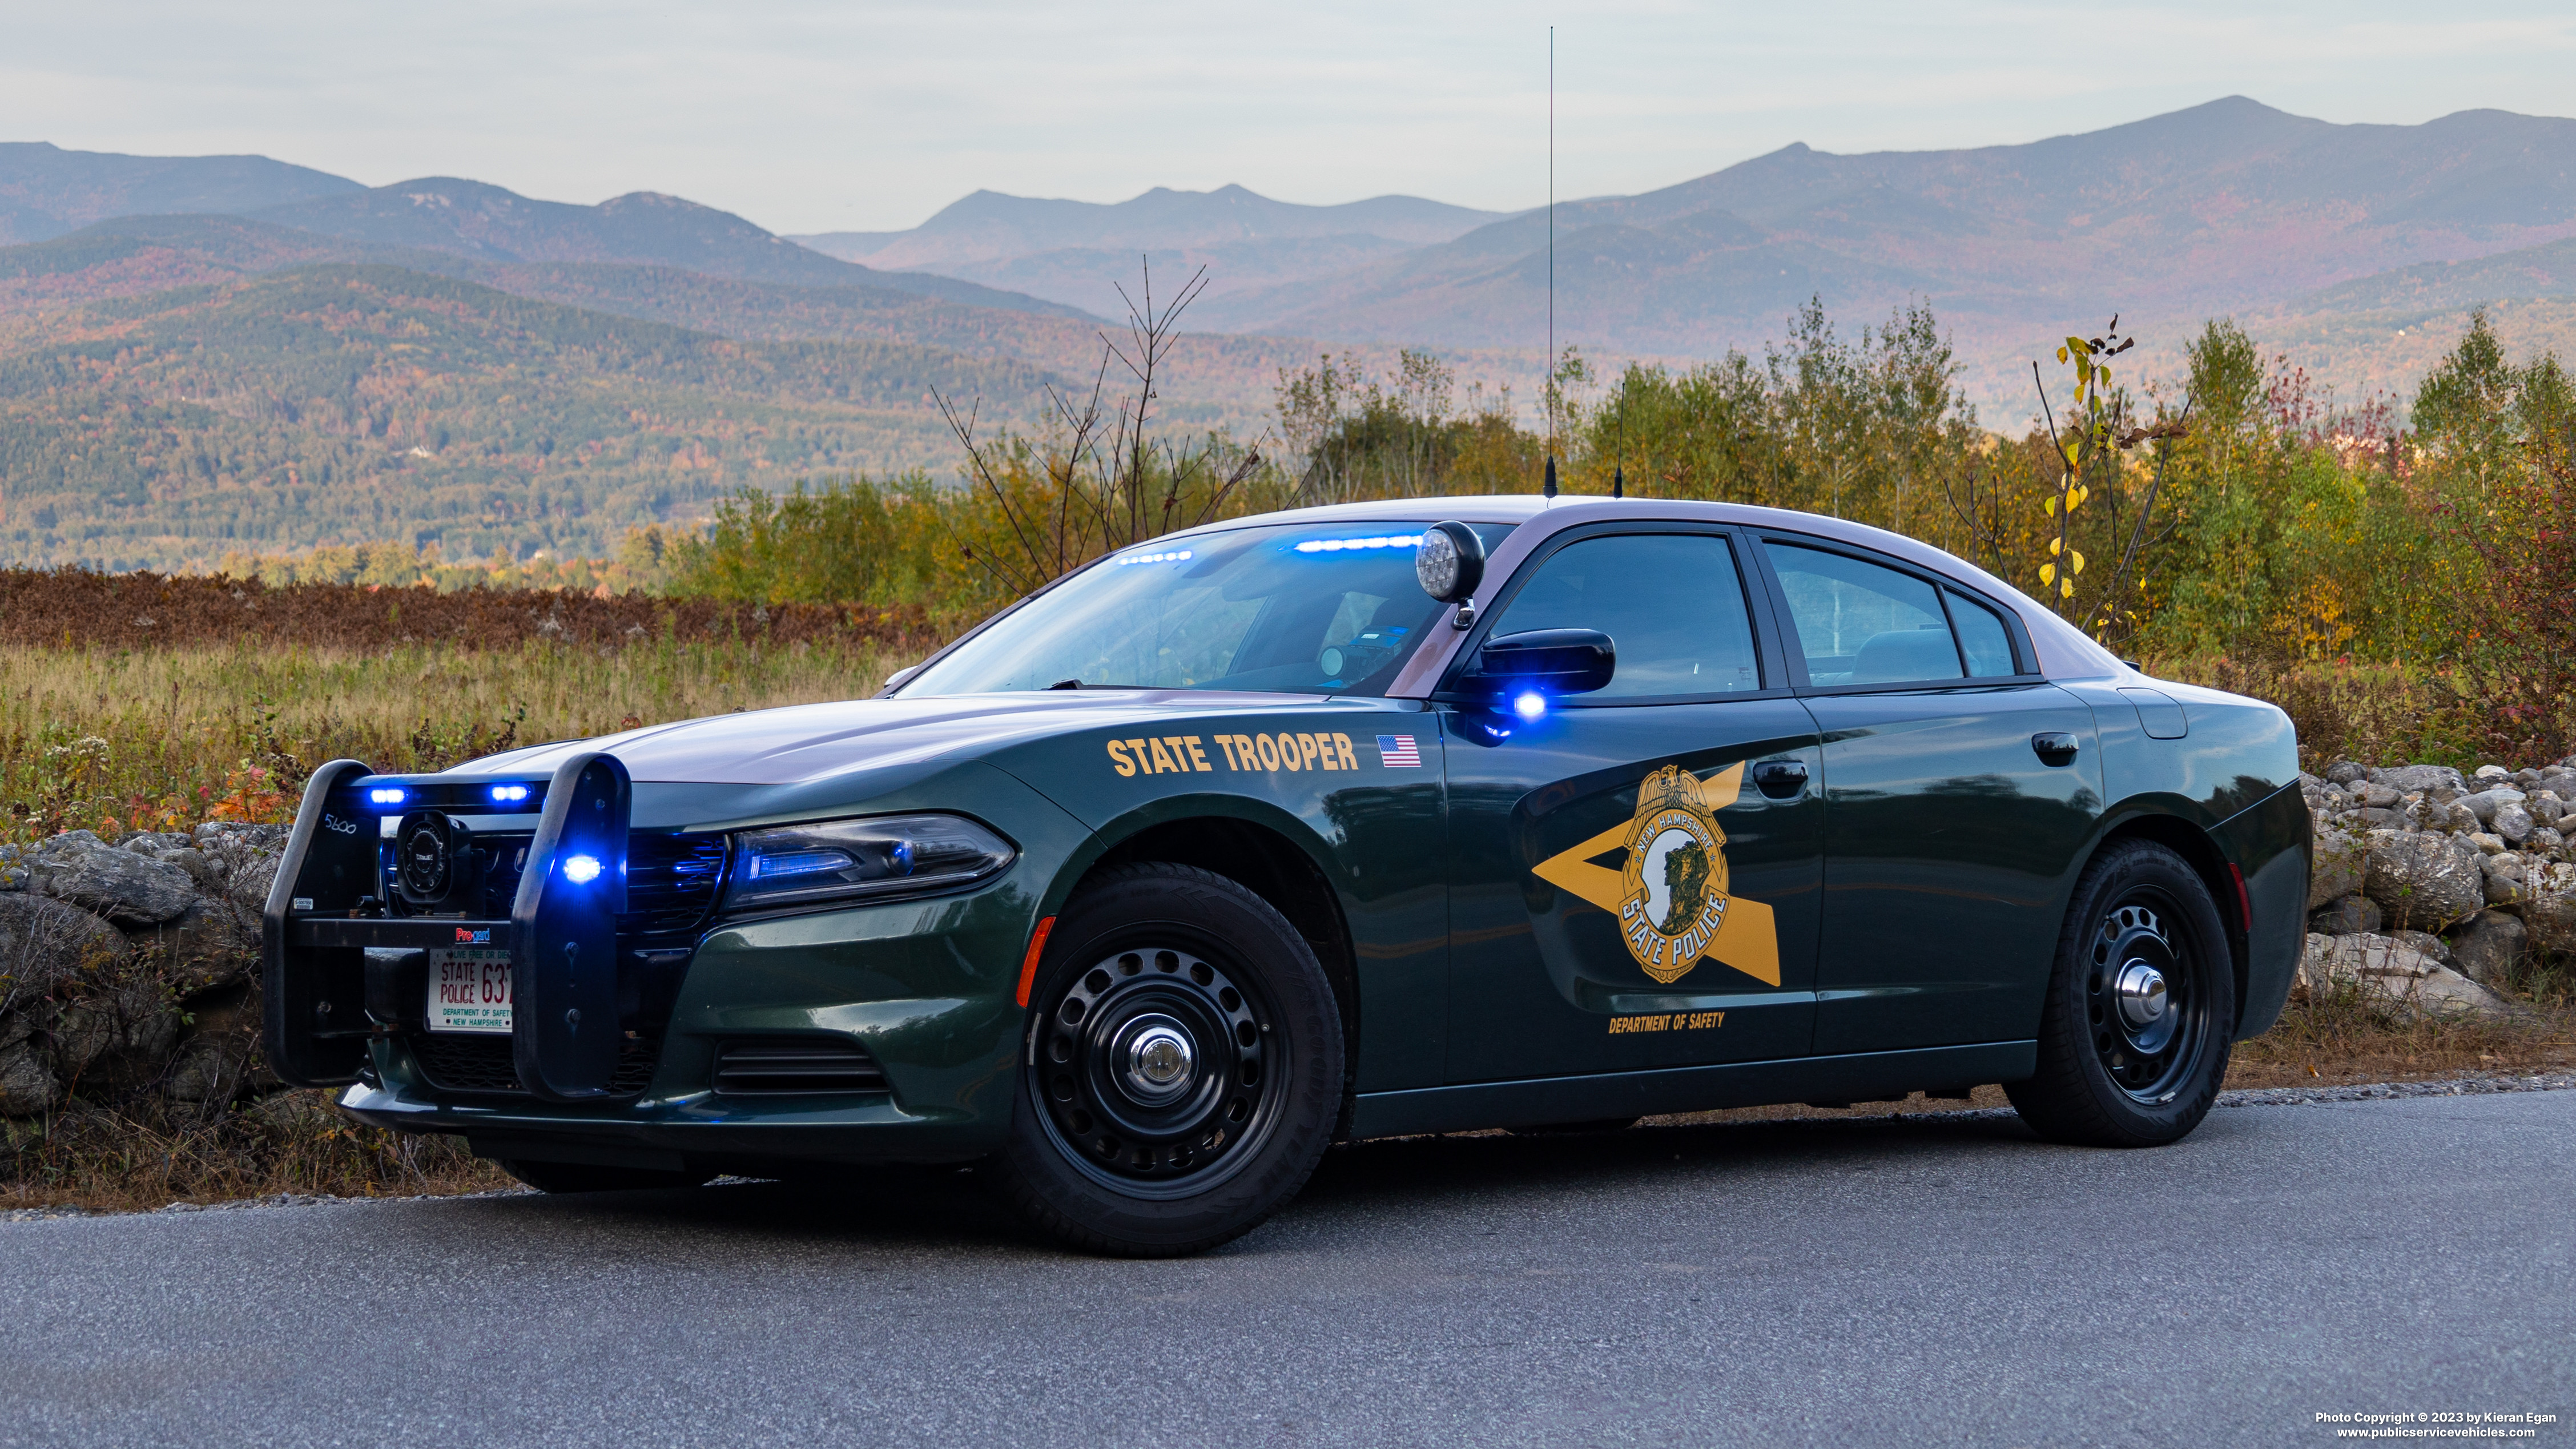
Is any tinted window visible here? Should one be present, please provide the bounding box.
[1484,533,1761,698]
[1947,589,2018,677]
[1765,543,1963,686]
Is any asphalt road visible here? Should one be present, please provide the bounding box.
[4,1091,2571,1449]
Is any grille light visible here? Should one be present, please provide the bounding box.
[561,854,604,884]
[489,783,530,804]
[368,787,406,806]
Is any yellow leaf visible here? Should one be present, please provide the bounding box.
[2071,550,2086,574]
[2056,346,2070,364]
[2039,562,2056,585]
[2044,495,2059,515]
[2047,537,2062,556]
[2060,578,2075,599]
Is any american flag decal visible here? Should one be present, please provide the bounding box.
[1376,734,1422,768]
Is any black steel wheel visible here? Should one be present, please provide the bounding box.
[2007,840,2236,1148]
[994,862,1342,1255]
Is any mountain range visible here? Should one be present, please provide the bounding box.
[9,98,2576,569]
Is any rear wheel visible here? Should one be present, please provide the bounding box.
[993,863,1343,1256]
[2006,840,2235,1147]
[496,1160,712,1194]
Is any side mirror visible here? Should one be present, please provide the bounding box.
[1462,628,1616,699]
[1415,521,1485,603]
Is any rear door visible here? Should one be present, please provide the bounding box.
[1440,526,1825,1084]
[1754,538,2103,1056]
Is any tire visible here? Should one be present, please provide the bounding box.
[2006,840,2237,1148]
[993,862,1343,1257]
[497,1160,712,1194]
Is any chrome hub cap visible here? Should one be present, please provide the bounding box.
[2115,961,2168,1027]
[1118,1017,1197,1104]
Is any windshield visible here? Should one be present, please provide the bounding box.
[899,520,1518,697]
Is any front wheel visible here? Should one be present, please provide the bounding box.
[992,863,1343,1256]
[2006,840,2236,1148]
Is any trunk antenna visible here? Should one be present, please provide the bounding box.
[1543,25,1557,500]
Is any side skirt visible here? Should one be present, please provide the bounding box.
[1348,1041,2038,1140]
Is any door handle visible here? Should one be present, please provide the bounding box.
[1752,759,1809,798]
[2031,731,2080,766]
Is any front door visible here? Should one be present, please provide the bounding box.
[1756,538,2106,1056]
[1442,528,1825,1085]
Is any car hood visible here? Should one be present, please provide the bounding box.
[458,690,1346,787]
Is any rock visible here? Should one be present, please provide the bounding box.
[2484,854,2529,906]
[2310,894,2381,935]
[2362,828,2488,928]
[0,1039,59,1116]
[2300,932,2515,1017]
[2533,827,2566,856]
[2475,764,2512,782]
[39,847,198,925]
[2448,911,2528,990]
[2390,928,2453,963]
[2527,863,2576,956]
[0,893,128,998]
[2459,788,2520,826]
[161,1032,252,1109]
[119,899,259,992]
[2354,807,2408,831]
[2377,764,2467,796]
[2310,827,2368,908]
[192,822,289,851]
[2493,803,2535,845]
[2468,832,2507,855]
[2356,783,2401,809]
[2327,760,2368,785]
[2442,801,2482,834]
[2530,794,2567,829]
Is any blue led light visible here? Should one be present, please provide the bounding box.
[1513,691,1548,722]
[489,783,530,804]
[1113,548,1193,566]
[368,787,406,806]
[748,848,853,880]
[561,854,603,884]
[1291,534,1424,554]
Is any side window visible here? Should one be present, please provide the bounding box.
[1484,533,1762,698]
[1947,589,2018,677]
[1764,542,1963,686]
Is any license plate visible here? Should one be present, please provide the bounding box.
[428,948,513,1033]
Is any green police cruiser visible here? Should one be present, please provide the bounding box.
[265,496,2311,1255]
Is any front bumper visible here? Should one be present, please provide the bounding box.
[345,877,1040,1170]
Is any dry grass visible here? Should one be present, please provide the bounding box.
[0,635,928,840]
[2226,982,2576,1088]
[0,1092,510,1213]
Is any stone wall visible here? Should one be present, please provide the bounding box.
[2299,758,2576,1016]
[0,825,285,1122]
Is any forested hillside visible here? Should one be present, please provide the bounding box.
[0,265,1069,568]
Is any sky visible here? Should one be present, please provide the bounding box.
[6,1,2575,235]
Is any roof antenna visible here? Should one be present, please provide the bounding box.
[1542,23,1557,502]
[1613,383,1625,499]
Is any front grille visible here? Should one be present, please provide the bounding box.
[711,1039,887,1095]
[408,1033,663,1096]
[379,830,728,931]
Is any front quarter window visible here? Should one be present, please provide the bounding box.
[898,522,1514,697]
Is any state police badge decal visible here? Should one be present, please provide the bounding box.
[1618,764,1730,984]
[1530,760,1783,988]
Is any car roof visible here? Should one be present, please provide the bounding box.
[1166,494,2126,682]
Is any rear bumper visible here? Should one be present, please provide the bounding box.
[2213,778,2312,1040]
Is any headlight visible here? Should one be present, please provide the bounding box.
[723,814,1015,912]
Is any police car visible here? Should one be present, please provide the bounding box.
[266,496,2309,1255]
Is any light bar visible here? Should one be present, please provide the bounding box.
[1292,534,1424,554]
[1114,549,1193,566]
